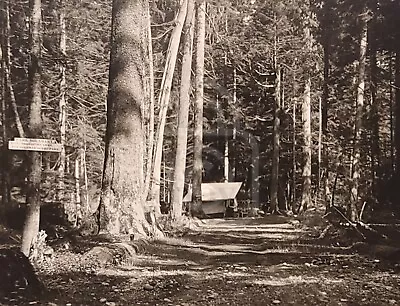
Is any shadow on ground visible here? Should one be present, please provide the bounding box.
[1,215,400,305]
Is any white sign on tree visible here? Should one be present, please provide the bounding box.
[8,138,62,152]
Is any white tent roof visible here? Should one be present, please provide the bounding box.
[182,182,242,202]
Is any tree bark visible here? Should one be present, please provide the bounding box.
[389,53,395,171]
[321,8,330,134]
[224,135,229,182]
[299,76,312,214]
[148,0,188,207]
[369,0,380,184]
[231,67,237,181]
[270,67,281,213]
[321,31,331,211]
[349,8,368,222]
[4,0,25,138]
[191,0,206,217]
[143,2,156,206]
[98,0,154,236]
[0,1,11,214]
[81,145,90,214]
[299,24,312,214]
[21,0,43,256]
[395,50,400,172]
[318,97,322,190]
[75,155,82,226]
[292,96,297,211]
[170,0,195,221]
[58,0,67,202]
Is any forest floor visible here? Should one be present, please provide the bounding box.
[1,211,400,305]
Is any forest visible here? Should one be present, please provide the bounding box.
[1,0,400,304]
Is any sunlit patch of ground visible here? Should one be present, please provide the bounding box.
[249,275,344,286]
[2,215,400,305]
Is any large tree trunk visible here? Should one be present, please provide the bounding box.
[148,0,188,207]
[143,3,156,205]
[58,0,67,203]
[0,1,11,215]
[170,0,195,221]
[369,0,380,186]
[191,0,206,217]
[270,67,281,213]
[349,7,368,222]
[291,96,297,211]
[389,53,395,171]
[395,50,400,172]
[222,55,237,183]
[98,0,154,237]
[322,30,331,211]
[299,76,312,214]
[21,0,43,256]
[299,21,312,214]
[270,14,280,213]
[223,59,229,182]
[231,67,237,181]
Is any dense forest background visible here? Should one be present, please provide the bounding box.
[1,0,400,241]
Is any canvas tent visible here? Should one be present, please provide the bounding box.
[183,182,242,215]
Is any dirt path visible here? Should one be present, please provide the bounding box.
[3,216,400,305]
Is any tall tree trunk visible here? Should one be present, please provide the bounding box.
[270,67,281,213]
[369,0,380,185]
[350,8,368,222]
[299,77,312,214]
[58,0,67,202]
[231,66,237,181]
[292,96,297,211]
[318,97,322,190]
[170,0,195,221]
[148,0,188,207]
[75,155,81,226]
[299,23,312,214]
[0,1,11,214]
[389,53,395,171]
[143,2,156,205]
[21,0,43,256]
[81,145,90,214]
[270,13,280,213]
[98,0,154,236]
[395,50,400,172]
[322,32,331,211]
[191,0,206,217]
[222,54,228,183]
[4,0,25,138]
[223,134,229,182]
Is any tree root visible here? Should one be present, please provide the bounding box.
[82,239,150,267]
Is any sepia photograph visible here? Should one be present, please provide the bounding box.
[0,0,399,304]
